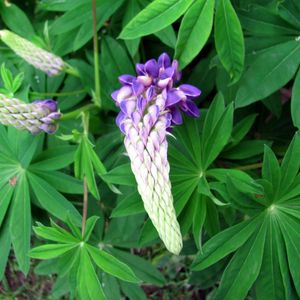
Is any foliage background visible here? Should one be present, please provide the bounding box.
[0,0,300,299]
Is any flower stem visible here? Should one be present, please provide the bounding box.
[92,0,101,107]
[81,176,88,237]
[60,104,97,121]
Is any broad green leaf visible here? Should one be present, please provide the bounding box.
[236,40,300,107]
[87,245,140,283]
[0,3,35,36]
[77,247,107,300]
[214,219,267,300]
[109,248,166,286]
[192,193,206,250]
[28,172,81,225]
[10,175,31,275]
[29,244,77,259]
[192,216,263,271]
[278,0,300,30]
[214,0,245,82]
[291,68,300,129]
[238,5,300,36]
[175,0,214,69]
[119,0,193,39]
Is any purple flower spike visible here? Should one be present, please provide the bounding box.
[111,53,201,255]
[0,94,61,134]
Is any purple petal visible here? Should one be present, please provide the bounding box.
[34,99,57,112]
[132,80,144,95]
[179,84,201,97]
[116,112,126,133]
[145,86,155,102]
[116,85,132,103]
[111,90,119,101]
[166,89,186,106]
[119,75,135,85]
[169,107,183,125]
[171,60,181,81]
[180,100,200,118]
[120,100,136,115]
[137,96,147,113]
[158,53,171,69]
[136,63,145,75]
[145,59,159,78]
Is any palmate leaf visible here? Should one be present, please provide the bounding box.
[192,135,300,299]
[0,126,82,274]
[30,218,141,300]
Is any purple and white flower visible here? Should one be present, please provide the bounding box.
[112,53,201,254]
[0,94,61,134]
[0,30,65,76]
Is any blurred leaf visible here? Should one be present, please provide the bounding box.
[292,68,300,129]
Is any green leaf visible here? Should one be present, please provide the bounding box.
[87,245,140,283]
[111,191,144,218]
[192,216,263,271]
[292,68,300,129]
[28,172,81,225]
[103,164,136,186]
[120,281,147,300]
[29,244,77,259]
[236,40,300,107]
[77,247,107,300]
[83,216,99,241]
[214,219,267,300]
[0,184,13,227]
[262,145,281,198]
[279,132,300,196]
[119,0,193,39]
[0,3,35,36]
[30,146,76,171]
[154,25,177,48]
[109,248,166,286]
[175,0,215,69]
[9,175,31,275]
[33,224,79,244]
[214,0,245,82]
[0,217,11,281]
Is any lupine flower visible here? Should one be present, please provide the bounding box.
[111,53,201,254]
[0,30,65,76]
[0,94,61,134]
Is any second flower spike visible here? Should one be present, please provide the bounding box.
[0,30,65,76]
[112,53,201,254]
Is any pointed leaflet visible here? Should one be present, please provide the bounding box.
[175,0,215,69]
[9,174,31,275]
[119,0,193,39]
[214,0,245,82]
[236,40,300,107]
[291,68,300,129]
[29,244,78,259]
[77,247,107,300]
[87,245,140,283]
[0,184,14,227]
[214,219,267,300]
[192,215,263,270]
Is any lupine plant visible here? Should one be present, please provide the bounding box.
[0,0,300,299]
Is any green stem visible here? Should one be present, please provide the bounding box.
[30,89,85,97]
[92,0,101,107]
[60,104,97,121]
